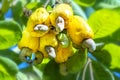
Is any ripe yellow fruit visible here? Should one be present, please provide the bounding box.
[50,3,73,28]
[18,30,39,52]
[55,43,73,63]
[26,8,50,37]
[66,16,94,47]
[38,31,58,57]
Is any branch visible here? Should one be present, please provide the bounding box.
[82,58,91,80]
[76,70,81,80]
[89,58,94,80]
[43,0,51,8]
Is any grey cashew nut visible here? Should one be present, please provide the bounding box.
[56,16,65,33]
[45,46,56,58]
[34,24,49,31]
[82,39,96,52]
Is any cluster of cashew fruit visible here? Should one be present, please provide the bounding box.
[18,3,96,65]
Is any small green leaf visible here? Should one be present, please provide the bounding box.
[1,0,9,13]
[57,33,70,48]
[66,48,87,74]
[88,9,120,39]
[46,5,53,12]
[74,0,96,7]
[0,56,19,76]
[25,2,38,9]
[0,20,22,49]
[92,61,115,80]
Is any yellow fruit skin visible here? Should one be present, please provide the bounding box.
[39,31,58,57]
[55,43,73,63]
[66,16,94,47]
[26,8,50,37]
[50,3,73,28]
[18,30,39,52]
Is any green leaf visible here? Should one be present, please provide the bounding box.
[43,60,61,80]
[25,2,39,9]
[43,60,76,80]
[92,61,115,80]
[95,0,120,9]
[1,0,9,13]
[0,56,19,76]
[88,9,120,39]
[0,49,22,64]
[74,0,96,7]
[103,44,120,69]
[94,28,120,45]
[0,20,22,49]
[70,0,87,20]
[0,71,14,80]
[20,66,42,80]
[46,5,53,12]
[66,48,87,74]
[93,43,120,69]
[12,1,23,23]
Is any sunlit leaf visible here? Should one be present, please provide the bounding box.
[0,56,19,76]
[0,71,14,80]
[25,2,39,9]
[88,9,120,39]
[94,28,120,45]
[103,44,120,69]
[0,20,22,49]
[74,0,96,7]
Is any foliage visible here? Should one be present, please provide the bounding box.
[0,0,120,80]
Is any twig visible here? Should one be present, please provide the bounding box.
[89,58,94,80]
[43,0,50,8]
[76,70,81,80]
[82,58,91,80]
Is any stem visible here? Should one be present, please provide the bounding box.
[89,58,94,80]
[76,70,81,80]
[82,58,91,80]
[43,0,50,8]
